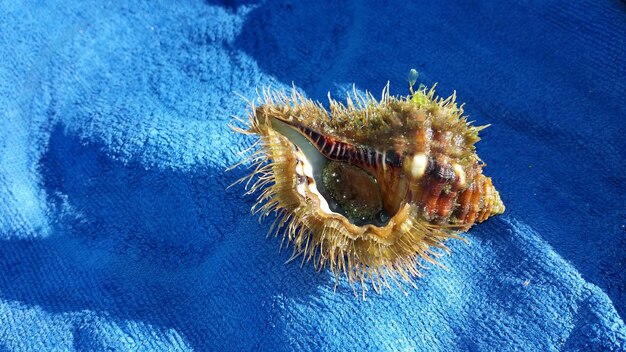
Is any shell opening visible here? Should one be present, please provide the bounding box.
[271,117,393,227]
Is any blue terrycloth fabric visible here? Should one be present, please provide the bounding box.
[0,0,624,350]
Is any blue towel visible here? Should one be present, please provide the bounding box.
[1,0,624,350]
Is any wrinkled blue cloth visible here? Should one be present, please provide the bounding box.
[1,0,624,350]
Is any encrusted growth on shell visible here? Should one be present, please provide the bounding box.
[231,84,504,293]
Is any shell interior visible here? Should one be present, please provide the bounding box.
[272,117,391,227]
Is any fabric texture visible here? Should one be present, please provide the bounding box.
[0,0,625,350]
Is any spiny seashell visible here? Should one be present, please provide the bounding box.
[231,82,504,292]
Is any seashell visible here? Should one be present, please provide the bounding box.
[230,81,505,292]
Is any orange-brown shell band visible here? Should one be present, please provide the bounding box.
[415,158,467,221]
[453,173,493,226]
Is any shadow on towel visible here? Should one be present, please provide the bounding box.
[0,124,328,350]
